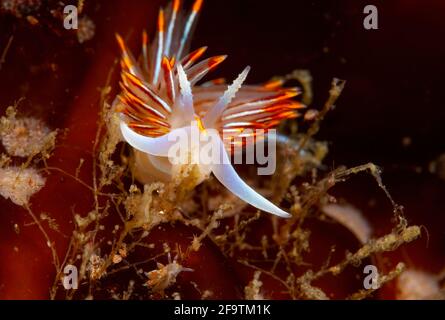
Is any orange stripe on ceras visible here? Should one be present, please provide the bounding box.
[228,89,299,109]
[120,82,167,119]
[162,57,175,101]
[211,78,226,85]
[122,72,144,90]
[191,46,207,62]
[119,92,169,124]
[142,30,148,47]
[129,113,170,128]
[130,126,168,137]
[115,34,135,72]
[118,95,148,122]
[192,0,204,13]
[224,123,265,130]
[263,79,284,90]
[162,57,172,72]
[158,9,165,32]
[222,131,266,147]
[207,55,227,70]
[123,72,164,109]
[115,33,125,52]
[182,46,207,68]
[121,101,171,131]
[262,102,301,114]
[121,106,144,122]
[263,112,299,127]
[254,89,299,104]
[119,91,151,119]
[121,57,134,72]
[173,0,181,12]
[141,30,150,73]
[280,89,300,99]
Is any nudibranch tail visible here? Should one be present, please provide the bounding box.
[211,137,290,218]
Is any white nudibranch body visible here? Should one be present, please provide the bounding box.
[114,0,305,218]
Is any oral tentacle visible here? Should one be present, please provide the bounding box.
[120,121,191,157]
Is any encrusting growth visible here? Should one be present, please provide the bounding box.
[0,106,57,158]
[0,166,46,206]
[0,105,56,206]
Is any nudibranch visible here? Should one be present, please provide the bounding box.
[114,0,305,217]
